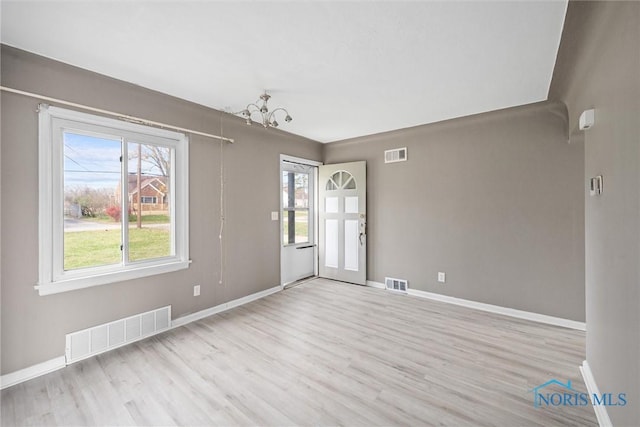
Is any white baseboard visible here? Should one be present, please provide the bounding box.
[580,360,613,427]
[366,281,586,331]
[172,285,281,328]
[1,356,66,390]
[1,285,281,390]
[366,280,386,289]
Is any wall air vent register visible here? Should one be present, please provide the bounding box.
[384,147,407,164]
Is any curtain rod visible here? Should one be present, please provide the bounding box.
[0,86,234,143]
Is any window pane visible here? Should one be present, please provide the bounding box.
[343,176,356,190]
[295,210,309,243]
[331,172,342,187]
[283,170,310,245]
[63,132,122,270]
[282,171,292,208]
[283,172,309,208]
[282,210,310,244]
[282,210,290,244]
[127,142,172,262]
[294,173,309,208]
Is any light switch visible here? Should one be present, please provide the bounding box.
[271,211,279,221]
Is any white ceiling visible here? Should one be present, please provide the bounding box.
[1,1,567,143]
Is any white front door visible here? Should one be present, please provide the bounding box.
[281,159,317,285]
[319,161,366,285]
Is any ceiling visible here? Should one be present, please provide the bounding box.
[1,1,567,143]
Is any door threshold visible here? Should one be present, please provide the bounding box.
[283,276,318,290]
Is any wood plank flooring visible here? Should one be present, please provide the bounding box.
[1,278,596,426]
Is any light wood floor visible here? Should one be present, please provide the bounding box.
[1,278,596,426]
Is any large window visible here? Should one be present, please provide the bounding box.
[38,106,189,295]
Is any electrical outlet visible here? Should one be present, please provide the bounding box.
[438,272,446,283]
[193,285,200,296]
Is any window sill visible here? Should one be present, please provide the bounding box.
[35,260,191,296]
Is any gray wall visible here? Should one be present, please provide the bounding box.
[0,22,594,385]
[0,45,322,374]
[549,2,640,425]
[324,101,585,322]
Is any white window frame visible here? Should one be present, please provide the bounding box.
[282,169,312,246]
[37,105,190,296]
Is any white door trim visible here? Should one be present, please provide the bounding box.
[280,155,322,287]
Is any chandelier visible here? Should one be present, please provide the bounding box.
[237,92,292,128]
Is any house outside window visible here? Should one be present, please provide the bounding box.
[37,105,189,295]
[123,177,165,209]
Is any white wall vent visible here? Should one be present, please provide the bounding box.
[385,277,408,293]
[65,305,171,365]
[384,147,407,164]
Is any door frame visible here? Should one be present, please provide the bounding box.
[279,154,323,288]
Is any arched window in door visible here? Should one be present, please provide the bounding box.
[325,171,357,191]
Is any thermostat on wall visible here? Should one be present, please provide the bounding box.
[590,175,603,196]
[579,109,595,130]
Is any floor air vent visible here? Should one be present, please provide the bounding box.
[384,147,407,163]
[65,306,171,364]
[385,277,408,293]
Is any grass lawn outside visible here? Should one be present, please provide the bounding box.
[83,214,170,224]
[64,227,171,270]
[282,210,310,244]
